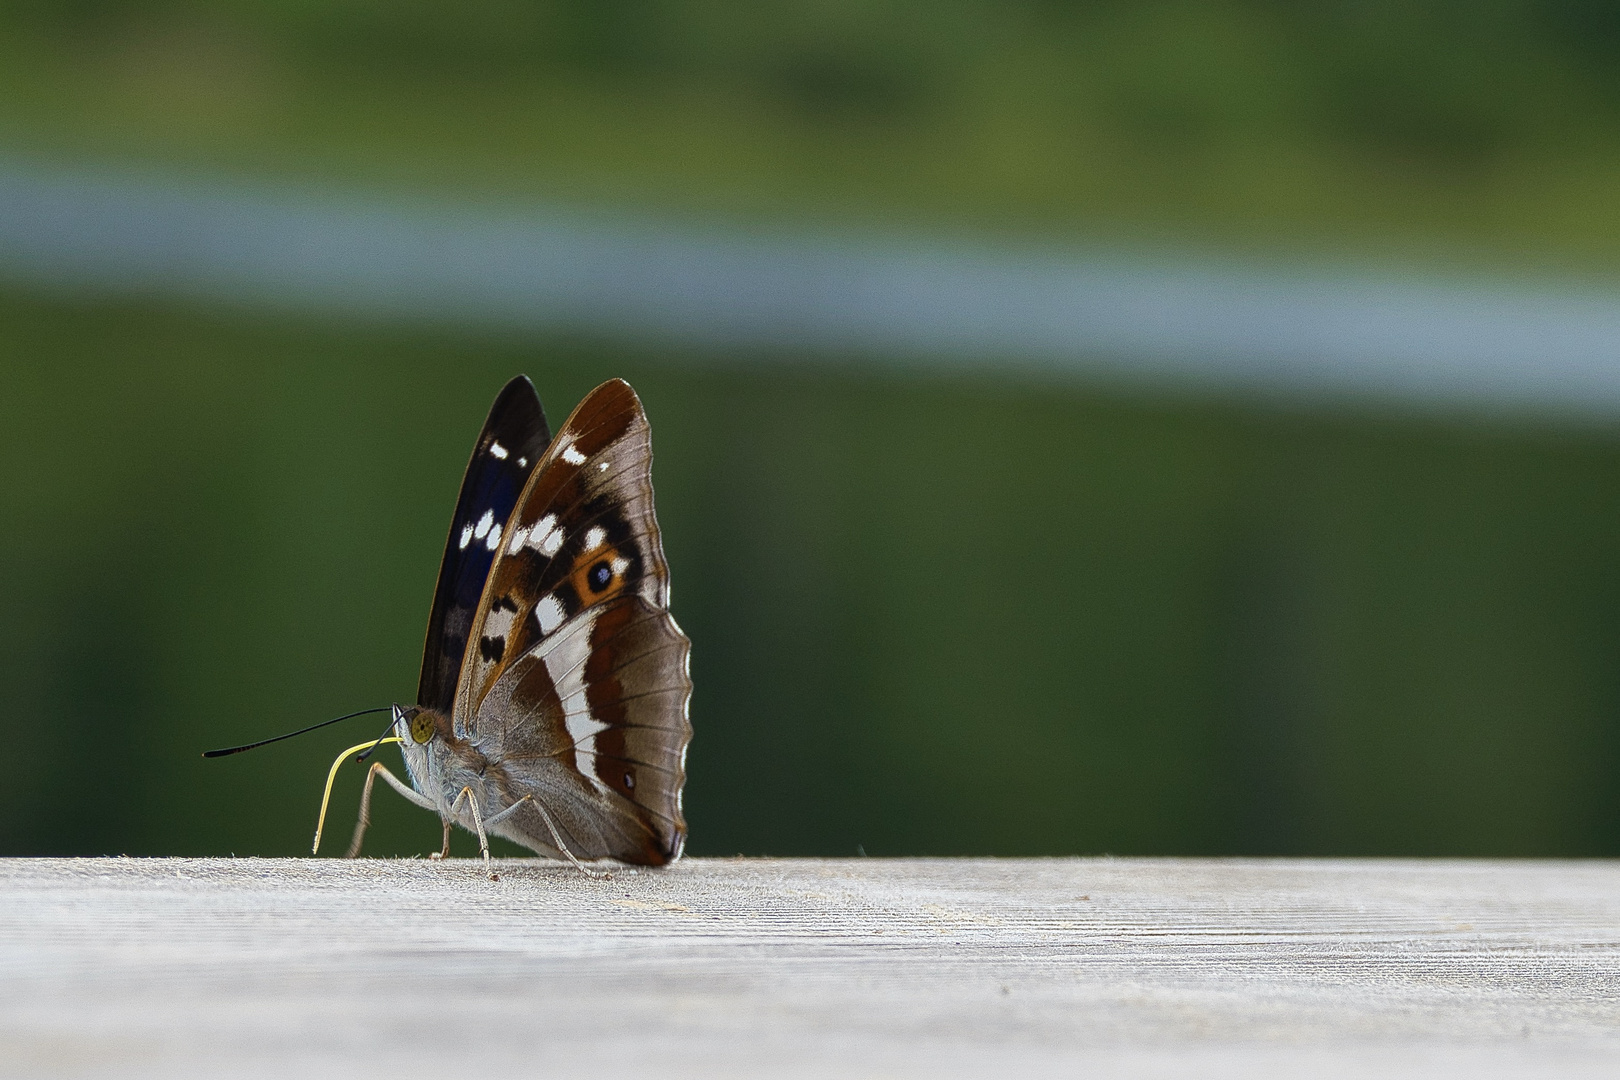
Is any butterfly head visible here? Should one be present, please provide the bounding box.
[392,704,440,746]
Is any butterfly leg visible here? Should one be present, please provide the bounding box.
[468,794,607,879]
[481,794,533,831]
[450,786,494,877]
[345,762,437,859]
[430,820,451,861]
[526,796,611,880]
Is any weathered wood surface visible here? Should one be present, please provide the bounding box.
[3,857,1619,1078]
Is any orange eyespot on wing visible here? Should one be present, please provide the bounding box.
[567,541,633,607]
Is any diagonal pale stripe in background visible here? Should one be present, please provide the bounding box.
[3,155,1620,414]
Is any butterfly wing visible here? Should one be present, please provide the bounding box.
[453,379,692,865]
[417,376,552,717]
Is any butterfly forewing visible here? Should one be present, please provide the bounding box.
[455,379,692,863]
[417,376,552,716]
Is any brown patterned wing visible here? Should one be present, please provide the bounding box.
[453,379,692,863]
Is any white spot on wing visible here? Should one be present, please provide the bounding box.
[561,442,587,465]
[489,441,509,460]
[535,594,566,635]
[484,597,519,643]
[507,525,528,553]
[584,526,606,551]
[474,509,494,540]
[485,522,503,551]
[517,457,527,468]
[598,461,610,471]
[528,513,564,556]
[611,556,629,576]
[459,523,474,550]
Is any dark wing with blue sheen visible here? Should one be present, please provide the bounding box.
[417,376,552,715]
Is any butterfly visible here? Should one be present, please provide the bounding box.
[336,376,692,870]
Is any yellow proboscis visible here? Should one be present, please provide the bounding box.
[312,737,403,856]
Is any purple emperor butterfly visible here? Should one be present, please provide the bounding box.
[340,377,691,869]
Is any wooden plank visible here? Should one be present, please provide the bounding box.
[3,857,1619,1078]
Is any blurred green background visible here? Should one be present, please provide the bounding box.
[4,1,1620,858]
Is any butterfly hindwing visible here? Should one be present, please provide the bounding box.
[455,379,692,863]
[416,376,552,717]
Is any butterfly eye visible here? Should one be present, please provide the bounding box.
[588,561,613,591]
[409,713,436,744]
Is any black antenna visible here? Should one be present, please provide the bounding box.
[203,707,394,758]
[355,707,404,764]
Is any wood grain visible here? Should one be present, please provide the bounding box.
[3,857,1619,1078]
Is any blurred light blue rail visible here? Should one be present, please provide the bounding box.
[3,155,1620,415]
